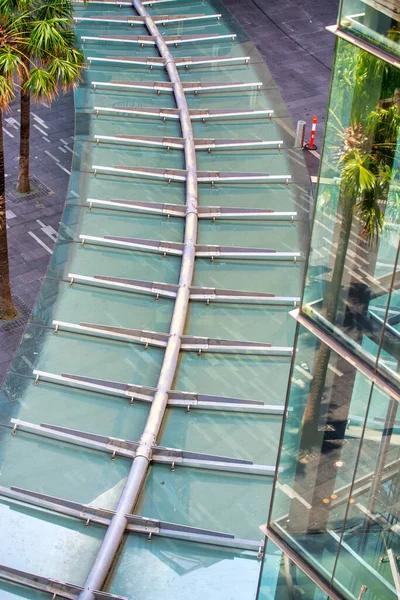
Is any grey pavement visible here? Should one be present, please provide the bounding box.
[0,92,74,382]
[223,0,339,170]
[0,0,339,383]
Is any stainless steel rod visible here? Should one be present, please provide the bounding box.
[79,1,199,597]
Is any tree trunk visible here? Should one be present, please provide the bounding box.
[301,189,354,444]
[17,56,31,194]
[0,111,17,320]
[287,189,355,536]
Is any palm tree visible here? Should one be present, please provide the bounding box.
[0,19,23,320]
[0,0,85,193]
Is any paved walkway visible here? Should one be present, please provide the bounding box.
[0,0,339,384]
[223,0,339,169]
[0,93,74,381]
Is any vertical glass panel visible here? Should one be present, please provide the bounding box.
[340,0,400,60]
[304,37,400,373]
[332,385,399,600]
[374,250,400,386]
[257,540,329,599]
[269,324,374,593]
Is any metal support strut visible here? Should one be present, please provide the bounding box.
[78,2,199,598]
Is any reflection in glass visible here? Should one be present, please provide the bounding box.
[269,323,400,599]
[304,37,400,383]
[340,0,400,60]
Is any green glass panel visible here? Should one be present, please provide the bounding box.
[136,464,271,540]
[32,278,174,331]
[185,302,295,345]
[10,325,164,386]
[109,535,260,600]
[1,373,149,442]
[160,407,282,465]
[174,352,291,404]
[0,502,103,585]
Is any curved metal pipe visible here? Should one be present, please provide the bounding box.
[78,2,198,598]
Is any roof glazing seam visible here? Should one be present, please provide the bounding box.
[77,1,199,597]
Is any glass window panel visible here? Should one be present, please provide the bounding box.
[185,302,296,345]
[197,221,300,250]
[269,325,374,589]
[332,385,400,600]
[193,260,303,297]
[375,257,400,387]
[59,205,184,243]
[72,139,185,172]
[303,37,400,371]
[197,182,311,212]
[258,541,330,600]
[340,0,400,60]
[47,241,181,284]
[0,582,50,600]
[66,173,185,207]
[1,373,149,442]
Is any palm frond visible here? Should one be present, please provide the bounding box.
[0,75,14,110]
[35,0,73,23]
[341,150,376,197]
[355,189,384,244]
[0,46,25,78]
[46,50,84,91]
[23,66,58,101]
[29,18,69,54]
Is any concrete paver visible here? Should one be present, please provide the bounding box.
[0,93,73,381]
[223,0,339,169]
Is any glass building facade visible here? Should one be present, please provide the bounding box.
[265,1,400,599]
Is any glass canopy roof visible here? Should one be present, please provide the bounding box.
[0,0,312,598]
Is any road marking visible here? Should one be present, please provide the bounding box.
[36,219,58,242]
[328,364,343,377]
[56,163,71,175]
[277,481,312,509]
[276,116,296,139]
[33,124,48,136]
[5,117,19,130]
[309,148,321,159]
[294,365,313,380]
[44,150,60,163]
[32,113,49,129]
[28,231,53,254]
[3,128,14,138]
